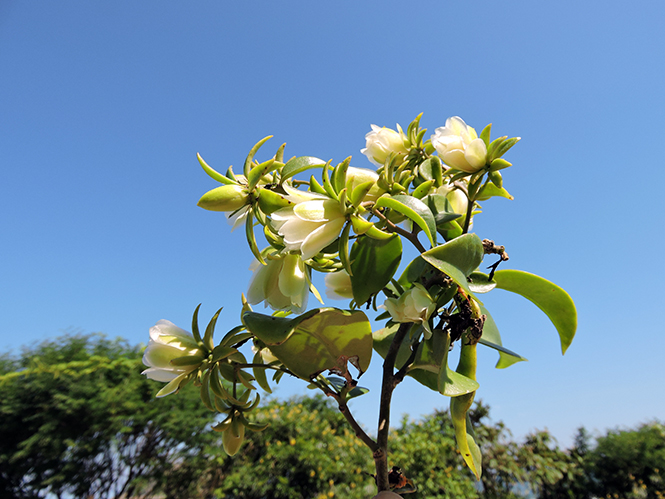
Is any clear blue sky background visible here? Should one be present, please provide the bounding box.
[1,1,663,449]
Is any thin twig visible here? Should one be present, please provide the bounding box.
[394,338,421,385]
[371,208,427,253]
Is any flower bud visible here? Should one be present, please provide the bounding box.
[324,269,353,300]
[431,117,488,173]
[435,183,468,217]
[382,284,436,338]
[222,415,245,456]
[345,166,385,203]
[197,184,249,212]
[361,125,408,166]
[247,252,309,314]
[142,320,206,397]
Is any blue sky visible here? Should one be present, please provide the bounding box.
[1,1,664,449]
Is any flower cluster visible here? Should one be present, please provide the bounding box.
[142,112,580,485]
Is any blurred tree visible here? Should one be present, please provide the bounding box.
[586,422,665,499]
[212,395,480,499]
[0,334,214,499]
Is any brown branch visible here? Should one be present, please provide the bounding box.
[375,322,412,491]
[338,401,378,452]
[371,208,427,253]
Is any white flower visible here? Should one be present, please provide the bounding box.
[270,186,346,260]
[431,117,488,173]
[324,270,354,300]
[361,124,408,166]
[382,284,436,338]
[435,182,469,217]
[227,205,250,232]
[345,166,385,203]
[247,252,309,314]
[142,320,205,397]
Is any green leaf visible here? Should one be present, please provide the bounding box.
[349,234,402,305]
[375,194,437,247]
[477,304,527,369]
[197,153,237,185]
[169,355,204,367]
[243,308,373,380]
[372,325,478,396]
[203,308,223,352]
[468,272,497,293]
[423,194,462,226]
[347,386,369,399]
[479,123,492,148]
[243,136,273,177]
[191,304,203,346]
[252,351,273,394]
[211,345,237,363]
[280,156,326,182]
[245,209,265,265]
[420,234,484,300]
[247,158,277,190]
[418,156,443,186]
[331,157,350,194]
[476,182,513,201]
[493,270,577,354]
[338,221,353,276]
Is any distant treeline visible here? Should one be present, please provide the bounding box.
[1,334,663,499]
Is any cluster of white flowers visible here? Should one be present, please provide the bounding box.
[194,116,488,317]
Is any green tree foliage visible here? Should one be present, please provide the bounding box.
[211,396,480,499]
[586,422,665,499]
[0,334,214,499]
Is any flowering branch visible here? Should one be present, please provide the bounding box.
[142,113,578,497]
[371,207,427,254]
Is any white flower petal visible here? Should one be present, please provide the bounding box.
[300,217,345,260]
[465,138,488,169]
[141,367,181,382]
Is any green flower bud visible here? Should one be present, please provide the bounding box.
[197,184,249,212]
[489,170,503,188]
[222,415,246,456]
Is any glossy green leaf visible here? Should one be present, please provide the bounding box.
[375,194,437,247]
[420,234,484,299]
[203,307,223,352]
[211,345,238,363]
[197,153,237,185]
[347,386,369,400]
[468,272,497,294]
[169,355,205,367]
[280,156,326,182]
[476,182,513,201]
[338,221,353,276]
[372,325,478,396]
[493,269,577,354]
[191,303,203,346]
[349,234,402,305]
[423,233,483,276]
[331,157,350,194]
[245,209,265,265]
[243,136,273,177]
[252,351,272,394]
[243,308,373,380]
[477,304,527,369]
[423,194,462,226]
[247,158,277,190]
[418,156,443,186]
